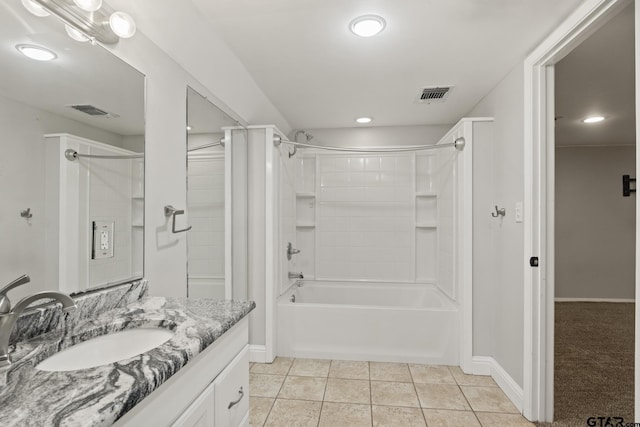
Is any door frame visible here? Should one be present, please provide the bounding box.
[523,0,633,421]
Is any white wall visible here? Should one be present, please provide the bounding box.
[109,0,290,134]
[555,145,636,300]
[468,64,526,387]
[98,14,292,297]
[301,125,451,148]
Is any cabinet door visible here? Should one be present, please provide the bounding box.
[214,346,250,427]
[171,381,214,427]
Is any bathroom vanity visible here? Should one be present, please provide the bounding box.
[0,282,254,427]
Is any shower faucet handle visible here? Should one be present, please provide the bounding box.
[286,242,301,261]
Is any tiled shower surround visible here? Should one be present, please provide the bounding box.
[187,139,225,299]
[295,150,456,294]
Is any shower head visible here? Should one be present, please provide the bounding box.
[294,130,314,142]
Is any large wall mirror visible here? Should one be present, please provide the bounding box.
[1,2,145,301]
[186,87,247,299]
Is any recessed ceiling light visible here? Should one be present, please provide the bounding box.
[582,116,605,124]
[187,126,192,131]
[349,15,386,37]
[356,117,373,124]
[21,0,50,17]
[16,44,57,61]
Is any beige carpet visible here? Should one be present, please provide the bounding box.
[537,302,634,427]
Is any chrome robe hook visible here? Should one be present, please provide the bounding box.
[491,206,506,218]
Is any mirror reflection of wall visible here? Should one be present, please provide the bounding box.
[186,87,240,299]
[1,2,145,301]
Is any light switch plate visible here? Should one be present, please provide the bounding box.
[515,202,523,223]
[92,221,114,259]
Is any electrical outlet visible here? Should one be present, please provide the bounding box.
[92,221,114,259]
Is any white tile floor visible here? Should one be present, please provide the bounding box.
[249,358,535,427]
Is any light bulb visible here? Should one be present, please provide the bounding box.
[349,15,386,37]
[73,0,102,12]
[65,25,89,42]
[16,44,57,61]
[109,11,136,38]
[21,0,50,17]
[582,116,605,124]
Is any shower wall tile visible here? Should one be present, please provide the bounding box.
[187,156,225,291]
[316,154,414,282]
[88,149,135,288]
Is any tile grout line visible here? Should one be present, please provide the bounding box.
[316,359,330,427]
[262,358,292,426]
[450,365,483,426]
[408,363,429,427]
[368,361,373,426]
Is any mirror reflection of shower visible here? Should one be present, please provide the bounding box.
[185,87,245,299]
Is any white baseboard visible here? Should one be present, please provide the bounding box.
[555,298,634,303]
[249,345,269,363]
[472,356,523,412]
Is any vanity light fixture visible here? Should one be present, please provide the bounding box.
[73,0,102,12]
[21,0,50,17]
[23,0,136,44]
[349,15,386,37]
[109,11,136,39]
[355,117,373,124]
[582,116,605,124]
[16,44,57,61]
[65,24,89,42]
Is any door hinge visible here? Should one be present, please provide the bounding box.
[530,257,539,267]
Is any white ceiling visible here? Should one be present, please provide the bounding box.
[555,4,635,147]
[192,0,584,130]
[0,1,144,136]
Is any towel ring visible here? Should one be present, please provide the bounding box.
[164,205,192,233]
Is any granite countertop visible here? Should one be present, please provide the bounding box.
[0,296,255,427]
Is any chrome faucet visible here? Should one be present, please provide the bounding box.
[0,275,76,367]
[288,272,304,279]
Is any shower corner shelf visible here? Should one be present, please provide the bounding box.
[296,223,315,228]
[416,222,438,229]
[296,192,316,198]
[415,192,437,197]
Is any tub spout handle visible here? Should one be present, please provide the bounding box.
[286,242,301,260]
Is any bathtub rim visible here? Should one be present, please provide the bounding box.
[278,280,458,311]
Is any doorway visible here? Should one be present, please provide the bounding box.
[523,0,637,422]
[553,5,635,423]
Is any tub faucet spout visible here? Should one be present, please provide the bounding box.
[0,275,76,368]
[288,272,304,279]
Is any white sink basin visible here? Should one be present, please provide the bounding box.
[36,327,175,372]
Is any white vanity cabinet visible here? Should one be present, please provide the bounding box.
[173,347,249,427]
[115,317,250,427]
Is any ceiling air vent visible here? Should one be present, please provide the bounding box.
[415,86,453,104]
[68,104,119,118]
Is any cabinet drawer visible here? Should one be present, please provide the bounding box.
[171,382,214,427]
[213,345,249,427]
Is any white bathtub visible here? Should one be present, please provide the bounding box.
[277,281,459,364]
